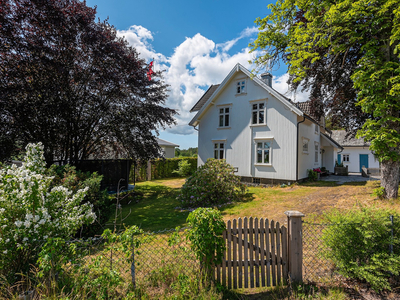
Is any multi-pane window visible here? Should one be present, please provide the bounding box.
[315,124,319,134]
[219,107,230,127]
[236,80,246,94]
[214,143,224,159]
[343,154,350,162]
[315,142,319,163]
[252,102,266,125]
[302,138,309,153]
[256,141,271,164]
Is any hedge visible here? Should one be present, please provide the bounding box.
[130,157,197,182]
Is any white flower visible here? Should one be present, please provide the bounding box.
[3,250,7,254]
[15,220,22,228]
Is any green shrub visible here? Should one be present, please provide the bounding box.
[0,143,95,284]
[321,206,400,291]
[307,169,318,181]
[131,157,197,181]
[173,159,194,177]
[48,165,113,237]
[186,208,226,279]
[177,158,246,208]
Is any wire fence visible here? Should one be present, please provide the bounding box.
[302,222,337,283]
[61,228,198,289]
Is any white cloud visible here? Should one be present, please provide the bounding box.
[117,25,166,62]
[118,26,262,136]
[272,73,310,103]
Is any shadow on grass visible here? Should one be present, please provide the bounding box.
[341,181,368,186]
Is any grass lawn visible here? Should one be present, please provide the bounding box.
[113,178,400,232]
[107,177,400,299]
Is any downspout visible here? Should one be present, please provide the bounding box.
[296,116,306,181]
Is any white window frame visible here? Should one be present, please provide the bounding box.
[314,142,319,163]
[254,138,273,166]
[218,105,230,128]
[343,154,350,162]
[315,123,319,134]
[251,100,267,125]
[213,141,225,160]
[302,137,309,153]
[236,79,246,94]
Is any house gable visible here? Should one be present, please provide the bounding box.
[189,63,304,127]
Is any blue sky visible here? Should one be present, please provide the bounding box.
[85,0,309,149]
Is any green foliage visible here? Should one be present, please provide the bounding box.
[186,208,226,278]
[373,186,386,199]
[177,158,246,208]
[48,165,113,237]
[307,169,318,181]
[175,147,198,157]
[0,143,95,284]
[321,206,400,291]
[172,159,195,177]
[132,157,197,181]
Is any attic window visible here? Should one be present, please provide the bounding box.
[236,80,246,94]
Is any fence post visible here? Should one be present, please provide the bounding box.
[284,210,305,283]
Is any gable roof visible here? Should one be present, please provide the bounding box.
[189,63,304,127]
[156,138,179,148]
[331,130,369,147]
[191,84,220,112]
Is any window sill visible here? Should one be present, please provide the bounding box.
[235,93,247,97]
[254,163,272,167]
[217,127,231,130]
[250,124,267,127]
[302,152,309,154]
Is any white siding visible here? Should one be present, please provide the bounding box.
[161,146,176,158]
[197,71,298,180]
[298,118,321,180]
[339,147,380,172]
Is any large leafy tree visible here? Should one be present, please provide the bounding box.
[251,0,400,198]
[0,0,176,164]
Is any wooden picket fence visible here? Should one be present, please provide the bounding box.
[215,217,288,289]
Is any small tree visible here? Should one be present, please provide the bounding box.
[186,208,226,279]
[177,158,246,208]
[0,143,96,283]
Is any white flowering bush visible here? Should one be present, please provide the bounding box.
[0,143,96,283]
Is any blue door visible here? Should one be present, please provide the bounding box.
[337,154,341,165]
[359,154,369,172]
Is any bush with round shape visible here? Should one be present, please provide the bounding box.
[177,158,246,208]
[321,206,400,291]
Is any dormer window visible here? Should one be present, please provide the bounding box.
[236,80,246,94]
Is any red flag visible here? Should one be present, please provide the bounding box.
[147,61,154,80]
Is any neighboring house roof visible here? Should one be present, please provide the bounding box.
[190,84,220,112]
[331,130,370,147]
[296,101,321,123]
[189,63,304,127]
[321,133,343,150]
[156,138,179,148]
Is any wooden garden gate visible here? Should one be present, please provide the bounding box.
[215,217,288,289]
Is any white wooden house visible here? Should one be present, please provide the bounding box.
[189,63,342,183]
[331,130,379,173]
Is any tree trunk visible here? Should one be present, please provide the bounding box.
[381,159,400,199]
